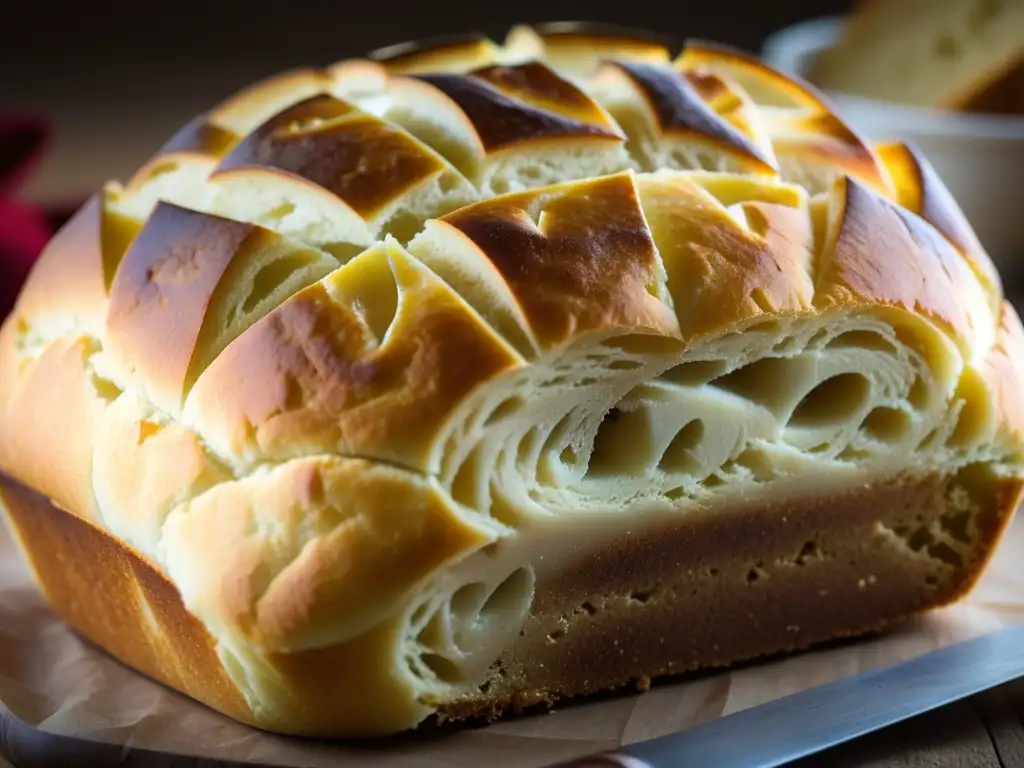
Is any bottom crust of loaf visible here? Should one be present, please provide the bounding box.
[1,465,1021,738]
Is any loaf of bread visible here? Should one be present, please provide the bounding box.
[2,22,1023,739]
[807,0,1024,112]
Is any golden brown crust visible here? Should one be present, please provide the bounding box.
[94,401,230,555]
[813,175,986,357]
[156,114,239,158]
[185,242,522,473]
[105,202,338,415]
[106,204,261,407]
[982,301,1024,449]
[678,41,894,196]
[606,61,775,171]
[371,33,499,75]
[1,466,499,737]
[679,40,836,111]
[472,61,618,131]
[11,191,137,333]
[527,21,673,76]
[409,72,622,153]
[206,68,334,135]
[0,333,110,522]
[636,175,813,339]
[214,94,454,224]
[875,141,1001,301]
[1,478,255,724]
[437,172,678,350]
[1,24,1022,740]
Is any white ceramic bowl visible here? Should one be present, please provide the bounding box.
[762,17,1024,277]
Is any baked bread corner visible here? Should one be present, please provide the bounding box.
[1,21,1023,738]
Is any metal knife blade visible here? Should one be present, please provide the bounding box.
[546,623,1024,768]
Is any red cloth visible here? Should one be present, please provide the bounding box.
[0,117,78,320]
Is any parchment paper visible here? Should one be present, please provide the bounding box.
[2,516,1023,768]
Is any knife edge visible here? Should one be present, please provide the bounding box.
[548,623,1024,768]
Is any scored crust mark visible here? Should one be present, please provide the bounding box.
[875,141,1002,303]
[183,240,524,475]
[147,69,337,165]
[676,40,895,197]
[635,173,814,340]
[813,175,993,360]
[626,63,766,161]
[370,33,501,75]
[1,22,1023,740]
[526,21,674,78]
[105,202,338,414]
[116,151,220,222]
[591,60,777,174]
[375,69,633,198]
[769,111,893,195]
[471,61,620,132]
[204,68,336,137]
[217,94,359,170]
[431,171,677,352]
[677,40,831,110]
[8,189,140,338]
[409,74,621,152]
[214,93,476,241]
[156,114,239,158]
[683,68,776,154]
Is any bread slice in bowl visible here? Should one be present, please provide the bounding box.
[807,0,1024,112]
[1,21,1022,739]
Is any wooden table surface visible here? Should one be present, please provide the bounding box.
[794,682,1024,768]
[5,47,1024,768]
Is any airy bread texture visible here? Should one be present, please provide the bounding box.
[808,0,1024,112]
[2,22,1024,738]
